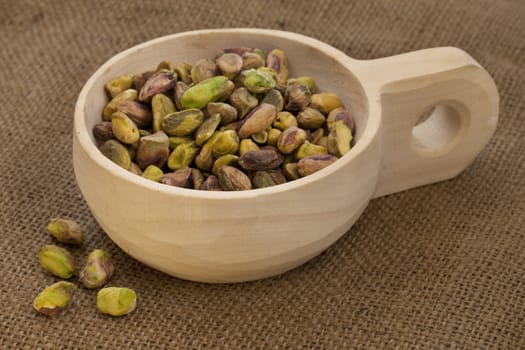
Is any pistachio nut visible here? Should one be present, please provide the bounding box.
[181,76,235,110]
[174,61,193,84]
[97,287,137,317]
[224,48,265,71]
[139,129,151,137]
[257,67,278,82]
[216,53,243,79]
[80,249,114,289]
[242,69,276,94]
[238,103,277,139]
[160,167,193,188]
[284,83,311,112]
[277,126,307,154]
[161,109,204,136]
[252,169,287,188]
[38,245,76,279]
[167,142,200,170]
[267,128,282,146]
[194,132,220,172]
[310,92,343,114]
[126,142,138,161]
[241,51,265,70]
[251,129,269,144]
[142,164,164,182]
[151,93,176,133]
[296,107,326,130]
[283,162,300,181]
[135,131,170,169]
[239,138,260,156]
[326,107,354,131]
[111,111,140,144]
[195,113,221,146]
[317,136,328,149]
[47,218,84,245]
[273,111,298,130]
[156,60,175,72]
[238,146,284,171]
[191,58,217,83]
[207,102,238,125]
[129,162,142,175]
[105,75,133,98]
[191,168,204,190]
[287,76,316,93]
[100,139,131,170]
[212,154,239,175]
[266,49,289,85]
[274,83,288,96]
[223,47,256,56]
[200,174,222,191]
[283,153,295,165]
[132,71,154,92]
[220,120,242,132]
[308,128,325,145]
[168,136,194,150]
[295,141,328,160]
[93,121,114,143]
[297,154,338,177]
[229,87,259,119]
[173,81,189,110]
[138,70,177,103]
[212,130,239,158]
[261,89,284,112]
[103,89,138,121]
[327,120,353,157]
[217,166,252,191]
[33,281,77,317]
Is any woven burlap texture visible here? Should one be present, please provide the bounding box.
[1,0,524,349]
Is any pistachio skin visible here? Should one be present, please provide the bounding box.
[80,249,114,289]
[135,131,170,169]
[277,126,307,154]
[105,75,133,98]
[181,76,235,110]
[266,49,289,85]
[161,109,205,137]
[217,166,252,191]
[47,218,84,245]
[151,93,176,133]
[327,120,353,157]
[38,245,76,279]
[103,89,138,121]
[310,92,343,114]
[142,165,164,182]
[33,281,77,317]
[138,70,177,103]
[238,103,277,139]
[297,154,338,177]
[111,111,140,145]
[100,140,131,170]
[97,287,137,317]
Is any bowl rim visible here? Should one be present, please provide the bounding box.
[74,28,380,199]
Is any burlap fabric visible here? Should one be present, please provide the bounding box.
[1,0,523,348]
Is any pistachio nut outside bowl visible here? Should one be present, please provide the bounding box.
[73,29,498,283]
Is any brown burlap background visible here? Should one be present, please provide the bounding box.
[1,0,524,348]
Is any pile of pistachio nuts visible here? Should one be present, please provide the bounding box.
[94,47,355,190]
[33,218,137,317]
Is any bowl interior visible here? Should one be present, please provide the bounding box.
[78,29,369,191]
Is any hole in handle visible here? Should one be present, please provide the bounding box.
[412,104,462,154]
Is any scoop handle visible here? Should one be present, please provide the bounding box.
[354,47,499,197]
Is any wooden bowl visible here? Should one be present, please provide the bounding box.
[73,29,498,283]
